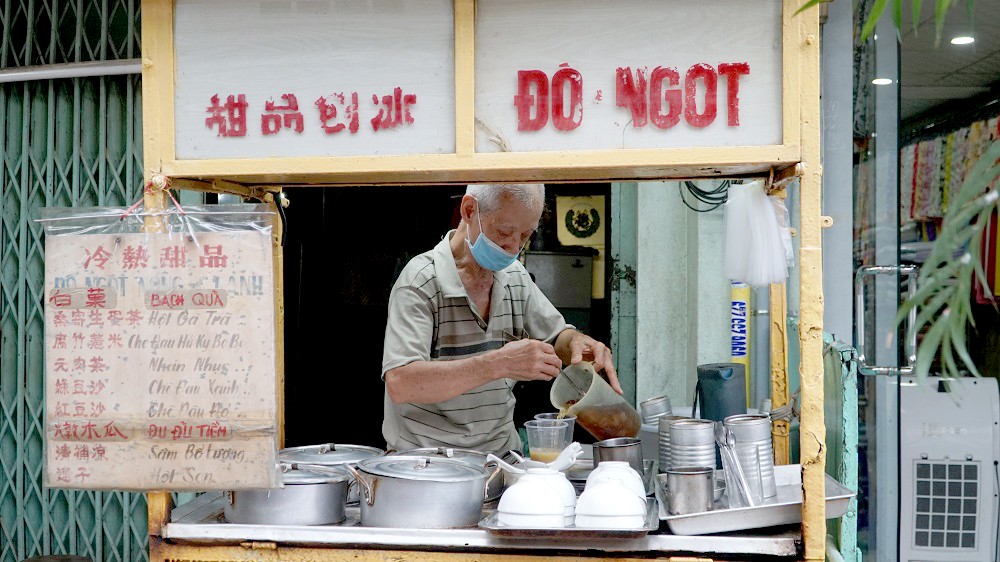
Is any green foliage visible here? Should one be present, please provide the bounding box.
[897,141,1000,379]
[796,0,965,45]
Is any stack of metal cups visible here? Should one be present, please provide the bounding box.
[666,419,717,473]
[723,413,777,501]
[656,415,690,473]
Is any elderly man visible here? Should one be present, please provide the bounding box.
[381,183,620,454]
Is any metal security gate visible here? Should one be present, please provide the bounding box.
[0,2,147,561]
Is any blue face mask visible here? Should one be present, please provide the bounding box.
[465,199,519,271]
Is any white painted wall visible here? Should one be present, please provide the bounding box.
[636,182,730,409]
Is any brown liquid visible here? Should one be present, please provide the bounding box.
[574,404,642,441]
[529,448,562,463]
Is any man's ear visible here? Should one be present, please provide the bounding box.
[459,194,477,222]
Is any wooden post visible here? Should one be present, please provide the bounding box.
[796,4,826,560]
[142,0,176,552]
[270,193,286,448]
[768,283,790,465]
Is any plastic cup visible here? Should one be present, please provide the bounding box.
[534,412,576,442]
[524,419,571,463]
[550,362,642,441]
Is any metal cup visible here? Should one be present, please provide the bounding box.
[663,466,714,515]
[593,437,643,475]
[668,419,716,472]
[723,414,776,500]
[657,415,688,473]
[639,395,673,424]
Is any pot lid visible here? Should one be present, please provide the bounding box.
[358,455,489,482]
[278,464,349,485]
[388,447,486,464]
[277,443,383,466]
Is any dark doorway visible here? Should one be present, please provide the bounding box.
[282,183,612,449]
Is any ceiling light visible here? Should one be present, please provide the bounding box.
[872,78,893,85]
[951,36,975,45]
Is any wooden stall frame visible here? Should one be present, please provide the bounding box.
[142,0,804,186]
[140,0,826,560]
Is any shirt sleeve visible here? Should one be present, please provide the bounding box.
[381,286,435,380]
[523,275,572,344]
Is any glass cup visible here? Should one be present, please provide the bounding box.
[534,412,576,443]
[524,419,571,463]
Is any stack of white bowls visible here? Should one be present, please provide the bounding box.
[575,461,647,529]
[497,468,577,528]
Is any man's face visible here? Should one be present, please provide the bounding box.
[470,194,542,255]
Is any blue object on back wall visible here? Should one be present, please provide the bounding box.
[692,363,748,422]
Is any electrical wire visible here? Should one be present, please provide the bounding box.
[681,180,730,212]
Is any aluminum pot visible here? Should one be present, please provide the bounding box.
[345,455,501,528]
[387,446,505,501]
[224,464,349,525]
[278,443,383,504]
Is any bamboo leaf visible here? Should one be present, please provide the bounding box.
[794,0,828,16]
[912,0,924,34]
[949,310,981,377]
[915,315,949,379]
[971,251,993,295]
[911,287,954,337]
[861,0,891,41]
[934,0,954,46]
[906,257,970,305]
[893,0,904,36]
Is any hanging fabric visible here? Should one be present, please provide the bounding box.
[900,144,917,224]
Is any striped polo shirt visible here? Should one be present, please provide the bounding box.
[381,231,569,454]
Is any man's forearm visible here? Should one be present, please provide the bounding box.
[385,355,498,404]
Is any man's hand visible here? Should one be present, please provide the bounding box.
[566,332,621,394]
[490,339,563,382]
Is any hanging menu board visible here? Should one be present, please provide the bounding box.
[43,225,279,490]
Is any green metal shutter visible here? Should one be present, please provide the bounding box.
[0,2,147,561]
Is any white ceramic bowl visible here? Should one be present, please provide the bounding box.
[522,467,577,525]
[575,479,646,529]
[498,511,566,528]
[497,473,565,528]
[586,461,646,499]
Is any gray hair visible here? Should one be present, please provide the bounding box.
[466,183,545,214]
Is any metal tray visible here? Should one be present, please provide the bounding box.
[479,498,659,538]
[657,464,855,536]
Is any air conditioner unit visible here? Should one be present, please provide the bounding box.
[899,375,1000,562]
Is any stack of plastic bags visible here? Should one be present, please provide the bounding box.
[723,180,793,287]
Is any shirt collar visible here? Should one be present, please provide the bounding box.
[433,230,510,298]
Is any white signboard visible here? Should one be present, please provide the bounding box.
[44,230,278,490]
[474,0,783,152]
[173,0,456,160]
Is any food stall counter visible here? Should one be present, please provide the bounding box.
[161,492,800,559]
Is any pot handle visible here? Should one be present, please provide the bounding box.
[483,461,503,501]
[342,463,375,507]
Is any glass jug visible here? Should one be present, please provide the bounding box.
[549,362,641,441]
